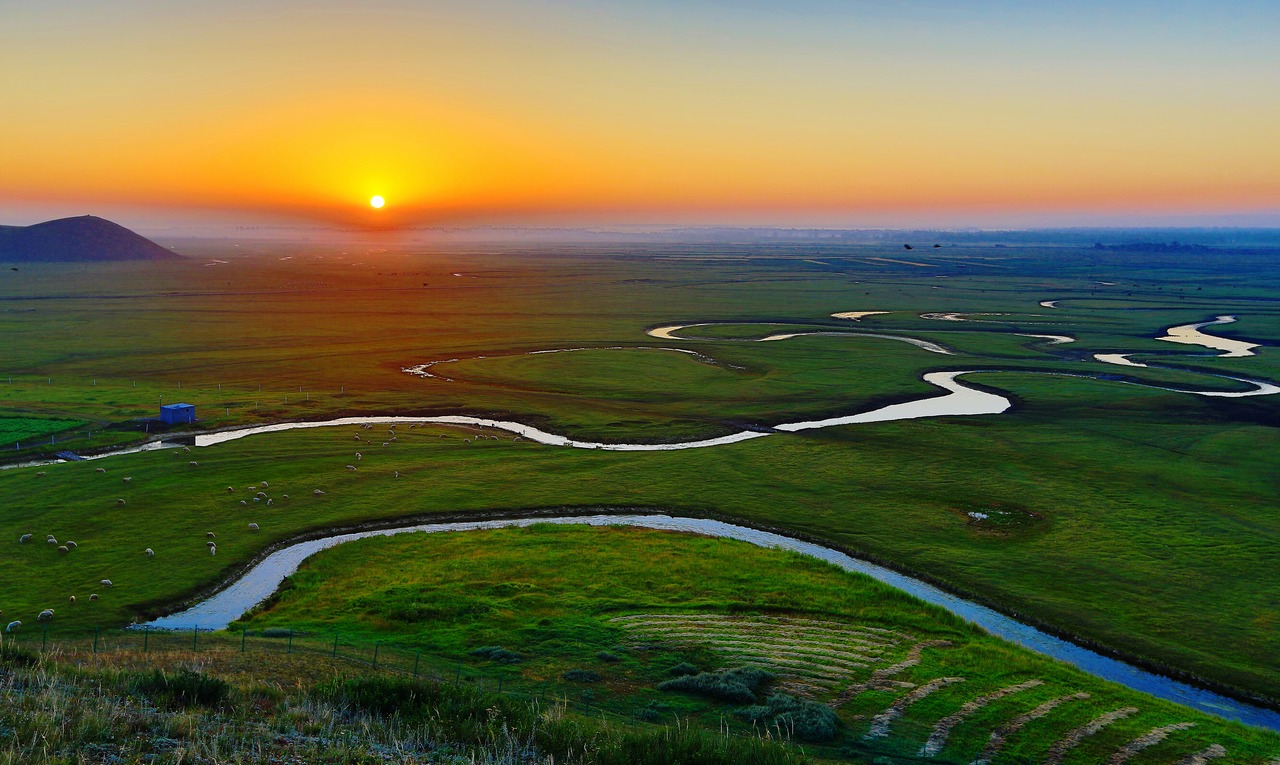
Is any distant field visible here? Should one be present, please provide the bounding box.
[0,415,84,446]
[0,241,1278,726]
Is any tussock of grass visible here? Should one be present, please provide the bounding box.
[735,693,841,743]
[659,666,776,704]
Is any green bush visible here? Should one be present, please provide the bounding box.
[129,668,230,709]
[668,661,699,677]
[657,666,774,704]
[734,693,839,742]
[469,645,522,664]
[562,668,602,683]
[596,650,622,663]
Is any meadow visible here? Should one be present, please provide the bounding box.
[1,238,1278,759]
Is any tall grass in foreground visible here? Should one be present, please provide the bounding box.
[0,650,809,764]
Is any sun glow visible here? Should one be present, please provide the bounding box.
[369,195,385,209]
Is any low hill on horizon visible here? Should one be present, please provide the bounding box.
[0,215,180,262]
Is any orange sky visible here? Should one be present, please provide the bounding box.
[2,1,1278,228]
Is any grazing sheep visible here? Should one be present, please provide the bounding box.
[282,494,289,500]
[65,541,77,549]
[36,471,45,477]
[246,485,257,490]
[19,534,32,544]
[209,545,216,556]
[183,446,191,453]
[253,497,260,502]
[189,461,198,466]
[346,465,357,470]
[464,438,471,444]
[68,595,76,604]
[122,477,131,482]
[5,621,19,633]
[382,442,388,447]
[255,491,267,498]
[46,537,57,545]
[206,532,216,538]
[116,498,126,505]
[95,467,106,473]
[227,486,235,493]
[37,609,54,622]
[100,579,113,588]
[260,481,268,488]
[240,500,247,506]
[57,546,69,554]
[266,498,272,505]
[88,594,98,601]
[355,452,361,460]
[145,548,155,557]
[354,434,362,441]
[248,523,259,530]
[394,471,400,478]
[313,489,325,496]
[206,540,216,547]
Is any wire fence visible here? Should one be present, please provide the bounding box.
[0,625,599,713]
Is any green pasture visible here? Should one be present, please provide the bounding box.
[0,242,1278,726]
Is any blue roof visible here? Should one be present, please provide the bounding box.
[160,403,195,410]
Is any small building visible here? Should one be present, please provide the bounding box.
[159,403,196,425]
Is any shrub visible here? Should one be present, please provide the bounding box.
[0,641,38,667]
[657,666,774,704]
[635,707,661,722]
[129,668,230,709]
[562,669,602,683]
[469,645,522,664]
[668,661,699,677]
[734,693,839,742]
[596,651,622,663]
[260,628,294,638]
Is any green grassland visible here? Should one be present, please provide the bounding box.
[0,241,1278,731]
[233,524,1279,763]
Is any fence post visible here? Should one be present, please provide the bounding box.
[144,626,149,653]
[372,642,379,670]
[287,629,293,655]
[413,652,420,677]
[332,633,339,658]
[192,628,198,651]
[498,674,504,694]
[455,666,461,686]
[93,626,100,653]
[241,629,247,653]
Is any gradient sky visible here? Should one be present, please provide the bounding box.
[2,0,1278,229]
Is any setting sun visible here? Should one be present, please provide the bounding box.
[369,195,385,209]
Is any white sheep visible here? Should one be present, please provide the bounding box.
[346,465,357,470]
[35,471,46,477]
[183,446,191,453]
[255,491,267,498]
[355,452,362,460]
[354,434,362,441]
[382,442,388,447]
[19,534,32,544]
[100,579,113,588]
[5,621,19,633]
[313,489,325,496]
[122,477,132,482]
[68,595,76,604]
[144,548,155,557]
[266,498,272,505]
[227,486,235,493]
[240,500,247,506]
[394,471,400,478]
[206,540,216,547]
[248,523,259,531]
[37,609,54,622]
[209,545,216,556]
[260,481,269,488]
[189,461,198,467]
[88,594,98,601]
[282,494,289,500]
[57,546,69,554]
[65,541,77,549]
[206,531,216,538]
[95,467,106,473]
[47,537,57,545]
[116,498,126,505]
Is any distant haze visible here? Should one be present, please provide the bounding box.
[2,2,1278,229]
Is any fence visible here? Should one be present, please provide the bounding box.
[0,625,598,714]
